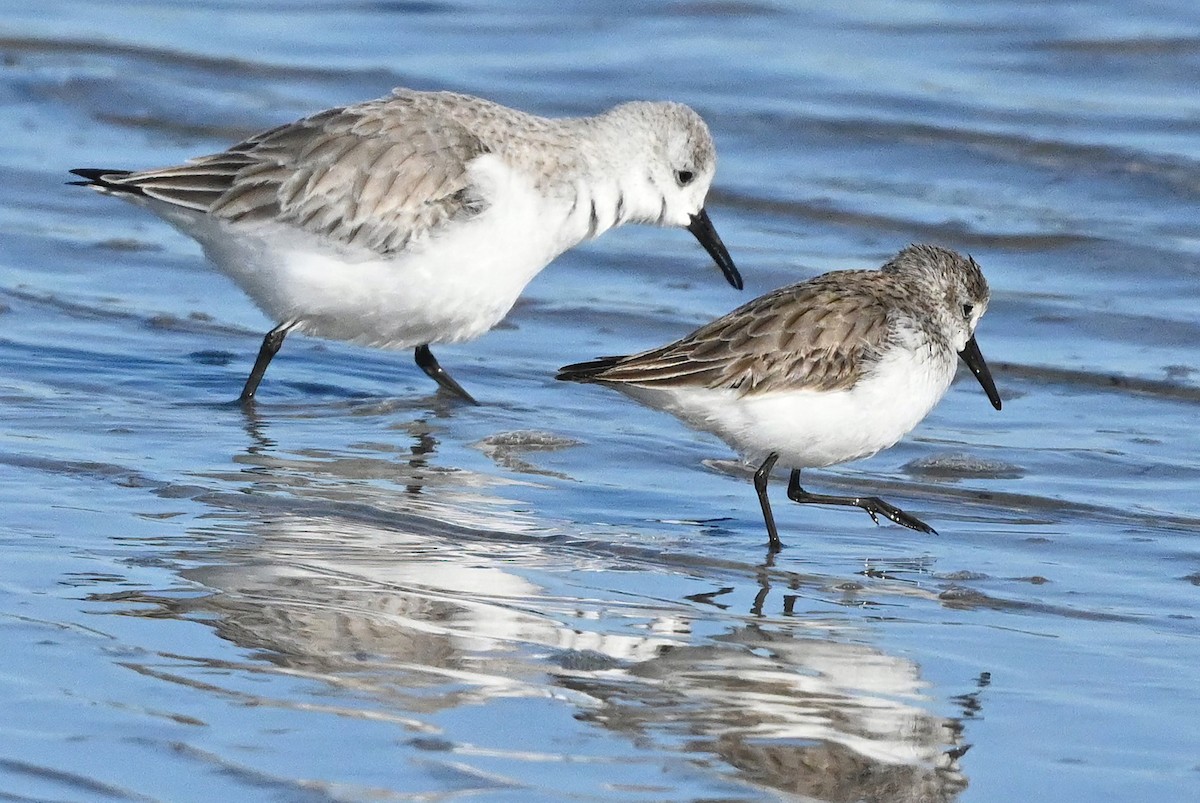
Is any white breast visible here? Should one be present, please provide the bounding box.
[143,153,577,349]
[618,341,958,469]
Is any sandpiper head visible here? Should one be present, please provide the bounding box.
[607,101,741,289]
[885,244,1002,410]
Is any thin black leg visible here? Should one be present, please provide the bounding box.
[785,469,937,535]
[414,344,479,405]
[240,320,297,403]
[753,452,783,552]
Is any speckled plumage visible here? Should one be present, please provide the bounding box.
[80,91,722,256]
[560,244,989,395]
[558,244,1002,547]
[70,88,740,402]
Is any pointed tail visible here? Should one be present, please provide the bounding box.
[67,168,142,195]
[556,355,628,383]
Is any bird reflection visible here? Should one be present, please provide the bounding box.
[99,415,981,800]
[116,518,976,799]
[559,627,977,801]
[235,399,275,454]
[401,422,437,495]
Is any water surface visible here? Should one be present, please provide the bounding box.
[2,1,1200,800]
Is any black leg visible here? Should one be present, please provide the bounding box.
[785,469,937,535]
[240,320,297,403]
[753,452,783,552]
[414,344,479,405]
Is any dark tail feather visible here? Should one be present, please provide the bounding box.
[556,355,628,383]
[67,168,141,194]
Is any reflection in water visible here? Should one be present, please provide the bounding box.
[101,425,980,799]
[562,632,972,802]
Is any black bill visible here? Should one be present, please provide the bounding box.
[686,208,742,290]
[958,335,1002,411]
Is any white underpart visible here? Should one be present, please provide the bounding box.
[616,335,958,470]
[134,153,598,348]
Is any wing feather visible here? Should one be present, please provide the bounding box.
[96,91,489,254]
[565,271,900,395]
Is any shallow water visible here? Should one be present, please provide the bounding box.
[3,1,1200,800]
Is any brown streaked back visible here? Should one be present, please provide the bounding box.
[557,268,909,395]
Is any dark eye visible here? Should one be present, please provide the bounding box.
[962,303,974,318]
[675,169,695,186]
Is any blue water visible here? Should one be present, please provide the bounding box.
[3,1,1200,800]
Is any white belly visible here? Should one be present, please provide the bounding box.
[618,344,958,469]
[146,153,568,349]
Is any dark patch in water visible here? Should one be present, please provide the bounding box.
[189,350,235,366]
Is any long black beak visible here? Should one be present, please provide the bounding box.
[686,208,742,290]
[958,335,1002,410]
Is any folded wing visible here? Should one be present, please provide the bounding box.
[75,90,489,255]
[559,272,896,395]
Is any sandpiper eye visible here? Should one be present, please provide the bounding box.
[962,303,975,318]
[675,169,695,186]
